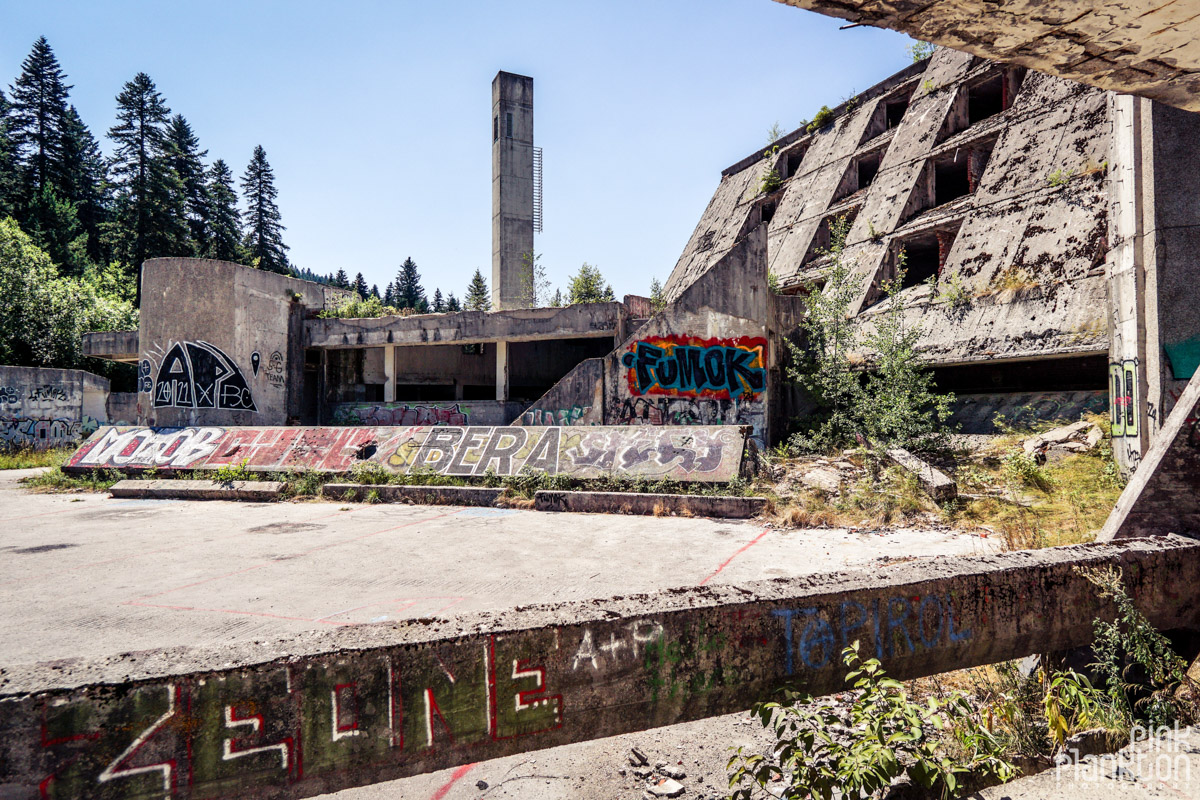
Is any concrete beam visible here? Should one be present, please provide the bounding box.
[80,330,139,364]
[305,303,622,349]
[2,537,1197,799]
[109,479,285,502]
[773,0,1200,112]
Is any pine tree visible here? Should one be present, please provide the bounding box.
[166,114,209,255]
[432,288,445,312]
[394,256,426,310]
[446,292,461,312]
[383,281,395,306]
[333,268,349,289]
[107,72,189,302]
[0,90,21,220]
[8,37,71,200]
[353,271,368,298]
[59,106,108,265]
[465,268,491,311]
[550,288,563,307]
[370,284,380,299]
[566,262,615,304]
[240,145,288,273]
[204,159,241,262]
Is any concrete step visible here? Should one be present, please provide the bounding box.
[535,489,767,518]
[109,479,285,501]
[322,483,503,506]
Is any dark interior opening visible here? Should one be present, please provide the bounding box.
[857,152,881,189]
[968,74,1005,125]
[886,99,909,129]
[898,236,942,288]
[786,149,804,178]
[803,209,859,265]
[933,355,1108,394]
[462,385,495,401]
[396,384,457,402]
[935,155,971,205]
[761,200,777,224]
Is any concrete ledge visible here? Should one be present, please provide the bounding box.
[322,482,504,507]
[535,490,767,518]
[1,537,1198,799]
[109,479,285,501]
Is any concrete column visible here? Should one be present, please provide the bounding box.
[383,344,397,403]
[491,71,535,311]
[495,340,509,401]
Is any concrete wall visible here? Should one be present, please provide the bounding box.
[66,424,749,482]
[0,366,109,450]
[329,400,526,427]
[520,227,776,446]
[2,536,1196,799]
[773,0,1200,112]
[138,259,344,427]
[305,303,623,349]
[665,52,1113,388]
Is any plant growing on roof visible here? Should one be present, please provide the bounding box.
[806,105,835,133]
[759,145,782,194]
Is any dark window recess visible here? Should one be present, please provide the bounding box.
[786,148,805,179]
[510,385,553,402]
[935,155,971,205]
[760,200,777,225]
[968,74,1005,125]
[493,115,499,142]
[886,99,909,129]
[462,343,485,355]
[900,240,941,288]
[858,152,881,190]
[802,208,859,264]
[505,112,513,138]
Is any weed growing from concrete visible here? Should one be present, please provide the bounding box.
[211,458,254,485]
[806,105,835,133]
[728,642,1014,799]
[759,145,782,194]
[21,467,121,493]
[786,217,954,455]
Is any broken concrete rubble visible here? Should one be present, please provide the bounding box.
[886,447,958,502]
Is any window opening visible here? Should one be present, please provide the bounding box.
[506,112,513,138]
[493,115,498,142]
[885,99,909,129]
[968,74,1005,125]
[761,200,777,225]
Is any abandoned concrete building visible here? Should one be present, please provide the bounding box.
[77,54,1200,473]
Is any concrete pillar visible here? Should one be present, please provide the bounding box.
[495,340,509,401]
[1106,94,1200,476]
[383,344,397,403]
[491,71,535,311]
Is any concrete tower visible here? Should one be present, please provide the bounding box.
[491,71,534,311]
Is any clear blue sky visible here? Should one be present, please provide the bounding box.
[2,0,916,300]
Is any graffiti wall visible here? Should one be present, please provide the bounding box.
[2,539,1193,800]
[613,335,768,445]
[66,424,749,482]
[331,401,527,427]
[0,367,109,451]
[145,340,257,412]
[621,335,767,399]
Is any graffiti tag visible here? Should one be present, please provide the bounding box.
[621,335,766,399]
[152,341,257,412]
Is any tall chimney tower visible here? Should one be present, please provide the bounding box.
[491,71,534,311]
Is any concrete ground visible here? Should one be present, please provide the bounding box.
[1,468,997,799]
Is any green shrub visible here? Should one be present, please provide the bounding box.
[212,458,254,484]
[1001,449,1054,493]
[728,643,1014,800]
[806,106,835,133]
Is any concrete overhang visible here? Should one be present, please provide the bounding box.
[81,330,139,364]
[774,0,1200,112]
[305,302,624,349]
